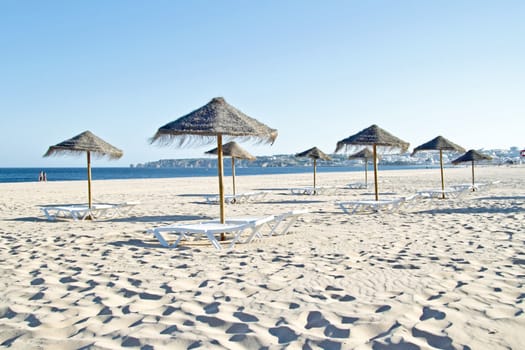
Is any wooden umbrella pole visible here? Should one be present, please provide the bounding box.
[231,157,236,196]
[87,151,92,209]
[373,144,379,201]
[440,149,445,199]
[313,159,317,189]
[365,159,368,185]
[217,136,226,241]
[471,160,475,188]
[217,135,225,227]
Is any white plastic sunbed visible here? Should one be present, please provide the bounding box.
[150,218,275,250]
[265,209,310,237]
[289,186,337,195]
[150,209,310,250]
[204,191,268,204]
[346,182,369,189]
[450,181,499,192]
[213,209,310,240]
[41,202,139,221]
[337,198,405,214]
[416,187,469,199]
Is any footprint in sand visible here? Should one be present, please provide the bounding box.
[121,336,141,348]
[30,277,45,285]
[427,291,445,301]
[162,305,179,316]
[412,326,454,350]
[375,305,391,313]
[25,314,41,327]
[342,316,359,324]
[0,308,17,319]
[289,302,300,309]
[305,311,329,329]
[204,301,220,314]
[324,324,350,338]
[227,322,253,342]
[269,325,299,344]
[419,306,446,321]
[196,315,225,327]
[29,291,45,300]
[160,325,178,335]
[139,292,162,300]
[233,309,259,322]
[372,339,420,350]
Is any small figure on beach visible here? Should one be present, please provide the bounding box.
[38,171,47,182]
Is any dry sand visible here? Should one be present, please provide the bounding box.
[0,166,524,349]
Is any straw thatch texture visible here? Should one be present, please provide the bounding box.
[151,97,278,147]
[43,131,123,159]
[348,148,375,160]
[335,125,409,201]
[411,135,465,156]
[205,141,256,160]
[335,124,410,154]
[452,150,492,164]
[295,147,332,161]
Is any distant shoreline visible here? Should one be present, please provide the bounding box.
[0,164,518,184]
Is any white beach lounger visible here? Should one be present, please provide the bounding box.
[204,191,268,204]
[214,209,310,240]
[41,205,93,221]
[417,187,468,199]
[265,209,310,237]
[208,215,277,242]
[149,216,279,250]
[337,198,405,214]
[41,202,139,221]
[398,194,424,210]
[346,182,369,189]
[450,181,497,192]
[289,186,336,195]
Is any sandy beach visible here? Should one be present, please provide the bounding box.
[0,166,524,349]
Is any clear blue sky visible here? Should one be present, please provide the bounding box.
[1,0,523,167]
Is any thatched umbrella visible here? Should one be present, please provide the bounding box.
[151,97,277,230]
[43,130,123,209]
[335,124,409,200]
[452,149,492,189]
[411,136,465,199]
[205,141,256,196]
[295,147,331,189]
[348,148,375,186]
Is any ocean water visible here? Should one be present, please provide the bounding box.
[0,165,433,184]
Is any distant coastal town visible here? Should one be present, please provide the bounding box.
[132,147,523,169]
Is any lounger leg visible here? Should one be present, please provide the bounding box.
[42,208,55,221]
[267,220,283,237]
[243,226,263,243]
[71,211,83,221]
[153,230,183,248]
[153,230,170,247]
[206,232,223,250]
[277,217,298,235]
[338,203,349,215]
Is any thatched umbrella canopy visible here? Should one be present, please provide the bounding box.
[335,124,409,200]
[348,148,375,186]
[452,149,492,188]
[295,147,331,189]
[205,141,256,196]
[151,97,277,229]
[411,135,465,199]
[43,130,123,209]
